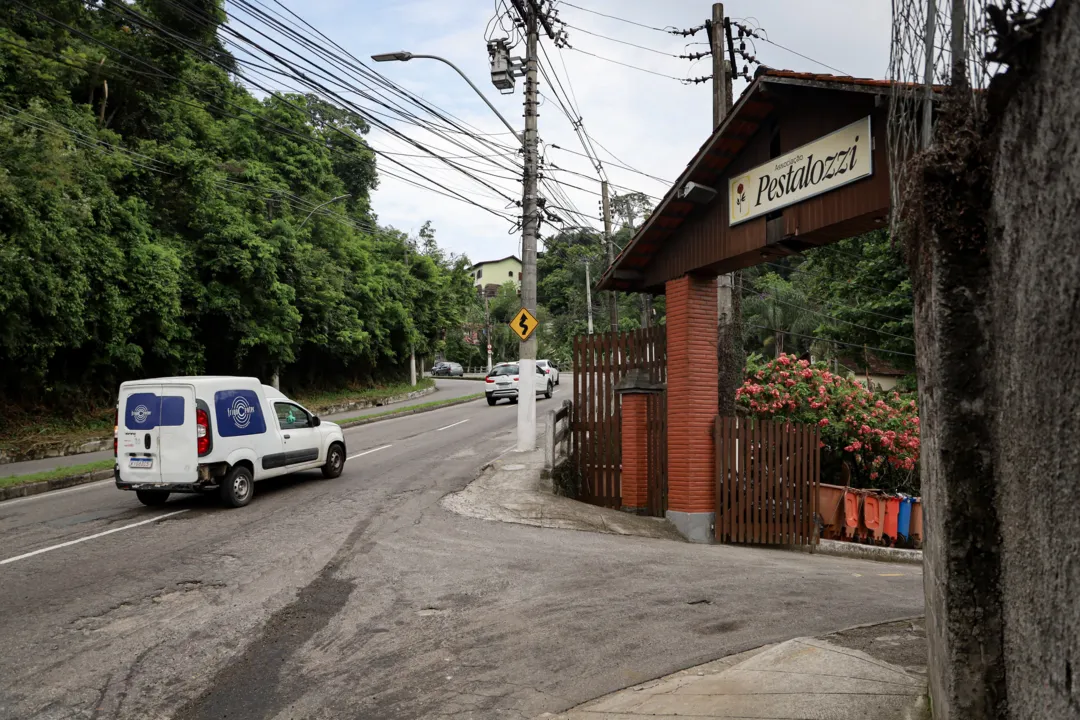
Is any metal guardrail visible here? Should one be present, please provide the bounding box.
[544,399,572,475]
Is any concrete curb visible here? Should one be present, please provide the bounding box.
[338,393,485,428]
[315,385,436,416]
[0,388,474,505]
[816,538,923,564]
[0,468,114,503]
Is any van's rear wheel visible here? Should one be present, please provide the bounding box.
[220,465,254,508]
[322,442,345,479]
[136,490,170,507]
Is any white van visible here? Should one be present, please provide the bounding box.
[114,377,346,508]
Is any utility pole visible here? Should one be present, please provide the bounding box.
[485,294,493,372]
[601,180,617,331]
[515,0,541,452]
[584,260,594,334]
[712,2,741,417]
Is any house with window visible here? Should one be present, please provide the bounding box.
[470,255,521,298]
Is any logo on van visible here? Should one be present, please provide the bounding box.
[131,404,153,424]
[228,395,256,429]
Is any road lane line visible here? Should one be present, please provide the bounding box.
[1,478,114,506]
[348,444,393,460]
[436,419,470,432]
[0,510,189,566]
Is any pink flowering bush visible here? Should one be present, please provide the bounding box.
[736,354,920,492]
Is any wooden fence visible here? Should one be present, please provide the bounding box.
[572,326,666,511]
[714,417,820,546]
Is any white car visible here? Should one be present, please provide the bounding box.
[114,376,346,508]
[536,359,560,386]
[485,364,553,405]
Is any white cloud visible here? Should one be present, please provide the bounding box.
[288,0,892,262]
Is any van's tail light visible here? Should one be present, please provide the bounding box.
[513,376,519,381]
[113,408,118,457]
[196,408,210,455]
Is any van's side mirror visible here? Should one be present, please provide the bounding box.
[312,416,321,427]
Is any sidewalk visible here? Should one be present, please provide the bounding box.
[441,446,683,540]
[543,618,929,720]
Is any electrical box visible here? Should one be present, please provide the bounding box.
[488,39,515,93]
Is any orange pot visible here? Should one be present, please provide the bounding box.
[910,498,924,547]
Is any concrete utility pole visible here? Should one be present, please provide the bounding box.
[485,295,493,372]
[712,2,741,417]
[584,260,594,334]
[515,2,541,452]
[601,179,617,331]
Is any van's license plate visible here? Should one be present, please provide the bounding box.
[129,457,153,469]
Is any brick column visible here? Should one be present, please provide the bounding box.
[665,274,718,542]
[620,393,649,512]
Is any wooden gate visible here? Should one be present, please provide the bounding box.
[714,417,820,546]
[572,326,666,512]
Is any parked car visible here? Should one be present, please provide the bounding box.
[484,364,553,405]
[431,362,464,377]
[114,376,346,508]
[536,359,560,385]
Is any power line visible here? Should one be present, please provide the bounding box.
[763,262,913,300]
[742,287,915,343]
[546,143,670,185]
[566,46,699,82]
[561,22,681,57]
[556,2,704,37]
[748,280,912,324]
[746,324,917,358]
[58,0,521,218]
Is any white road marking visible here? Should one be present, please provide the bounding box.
[0,478,114,506]
[0,510,188,566]
[348,444,393,460]
[436,419,470,432]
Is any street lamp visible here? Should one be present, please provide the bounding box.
[374,49,540,453]
[297,194,350,230]
[371,52,523,146]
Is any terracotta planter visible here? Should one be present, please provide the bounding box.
[910,498,924,547]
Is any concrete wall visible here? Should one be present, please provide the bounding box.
[991,0,1080,715]
[913,1,1080,717]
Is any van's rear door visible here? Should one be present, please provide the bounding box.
[118,383,196,485]
[158,383,197,485]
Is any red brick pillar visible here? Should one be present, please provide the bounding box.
[665,274,718,542]
[620,393,649,512]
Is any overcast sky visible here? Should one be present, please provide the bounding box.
[280,1,892,263]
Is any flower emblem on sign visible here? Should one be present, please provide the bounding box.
[731,175,751,219]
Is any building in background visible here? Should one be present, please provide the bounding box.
[471,255,521,298]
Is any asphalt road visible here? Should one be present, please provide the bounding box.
[0,380,924,720]
[1,379,484,478]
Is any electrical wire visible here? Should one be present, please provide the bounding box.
[61,0,522,218]
[566,46,692,81]
[746,324,916,358]
[742,288,915,343]
[545,143,670,185]
[561,22,681,57]
[762,262,913,300]
[556,2,698,36]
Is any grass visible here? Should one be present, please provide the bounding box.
[292,378,435,413]
[337,392,485,424]
[0,459,114,490]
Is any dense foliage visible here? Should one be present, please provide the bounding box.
[0,0,475,411]
[737,353,920,492]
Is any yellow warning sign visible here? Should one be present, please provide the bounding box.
[509,307,539,341]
